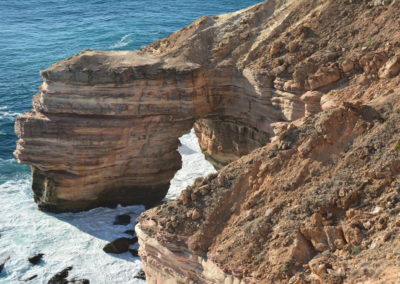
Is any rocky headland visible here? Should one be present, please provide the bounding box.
[15,0,400,283]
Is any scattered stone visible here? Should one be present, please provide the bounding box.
[270,41,282,56]
[181,191,191,205]
[113,214,131,225]
[191,209,201,220]
[341,59,354,73]
[129,249,139,257]
[378,55,400,78]
[28,253,44,265]
[134,269,146,280]
[103,238,134,254]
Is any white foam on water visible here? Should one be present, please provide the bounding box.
[0,177,145,284]
[0,129,215,283]
[0,106,21,122]
[108,34,134,49]
[167,129,217,199]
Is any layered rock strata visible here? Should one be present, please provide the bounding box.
[138,94,400,283]
[136,0,400,283]
[14,0,400,282]
[14,52,282,211]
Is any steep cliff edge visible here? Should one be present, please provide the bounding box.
[14,0,400,281]
[135,0,400,283]
[138,94,400,283]
[16,0,400,212]
[14,0,294,211]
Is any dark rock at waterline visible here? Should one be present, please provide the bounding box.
[47,266,89,284]
[28,253,44,265]
[123,230,135,236]
[22,275,38,281]
[134,269,146,280]
[48,266,72,283]
[130,237,138,244]
[113,214,131,225]
[129,249,139,257]
[103,238,136,254]
[0,256,10,274]
[66,280,89,284]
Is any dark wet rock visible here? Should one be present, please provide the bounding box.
[22,275,38,281]
[113,214,131,225]
[28,253,44,265]
[129,249,139,257]
[47,266,89,284]
[123,230,135,236]
[130,237,138,244]
[48,266,72,284]
[0,256,9,274]
[134,269,146,280]
[103,238,135,254]
[67,280,89,284]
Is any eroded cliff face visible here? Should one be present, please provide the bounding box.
[14,0,400,282]
[136,0,400,283]
[14,0,303,211]
[138,94,400,283]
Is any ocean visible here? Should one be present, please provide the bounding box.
[0,0,260,283]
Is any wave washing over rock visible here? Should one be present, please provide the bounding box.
[10,0,400,283]
[0,130,214,283]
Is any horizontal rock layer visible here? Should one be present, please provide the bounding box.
[138,95,400,283]
[14,50,285,211]
[14,0,400,282]
[136,0,400,283]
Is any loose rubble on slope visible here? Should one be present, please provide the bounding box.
[14,0,400,282]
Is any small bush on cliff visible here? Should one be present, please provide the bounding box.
[395,141,400,151]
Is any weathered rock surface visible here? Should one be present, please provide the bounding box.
[136,0,400,283]
[138,94,400,283]
[13,0,400,282]
[18,0,400,212]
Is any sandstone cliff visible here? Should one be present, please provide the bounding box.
[135,0,400,283]
[14,0,400,282]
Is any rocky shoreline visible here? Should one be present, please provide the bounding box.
[14,0,400,282]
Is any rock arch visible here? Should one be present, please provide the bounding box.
[14,50,286,212]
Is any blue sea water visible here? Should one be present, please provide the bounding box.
[0,0,259,283]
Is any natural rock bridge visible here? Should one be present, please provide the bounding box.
[14,1,333,212]
[14,49,292,211]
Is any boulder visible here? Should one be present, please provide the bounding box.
[47,266,89,284]
[134,269,146,280]
[378,55,400,78]
[113,214,131,226]
[28,253,44,265]
[103,238,134,254]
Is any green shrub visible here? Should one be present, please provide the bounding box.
[395,141,400,151]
